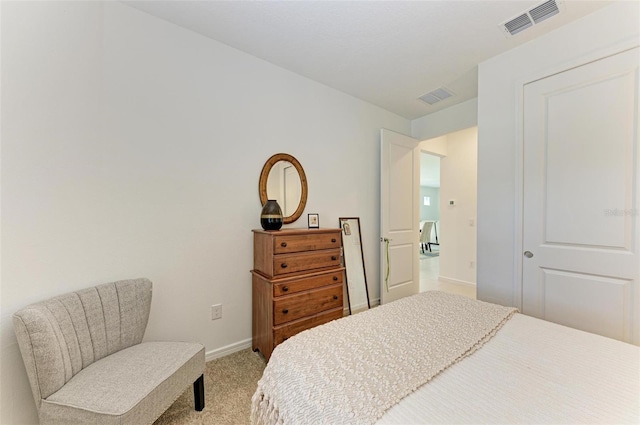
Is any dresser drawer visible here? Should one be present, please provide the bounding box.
[273,269,344,297]
[253,227,343,361]
[273,232,341,254]
[273,249,341,276]
[273,307,343,346]
[273,284,343,325]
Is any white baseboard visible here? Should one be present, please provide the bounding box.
[438,276,477,288]
[345,298,380,314]
[207,299,384,362]
[205,338,252,362]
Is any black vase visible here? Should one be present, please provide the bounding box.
[260,199,283,230]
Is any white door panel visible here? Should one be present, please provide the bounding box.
[380,129,420,304]
[387,243,414,290]
[389,144,414,229]
[541,269,633,342]
[522,47,640,344]
[542,68,634,249]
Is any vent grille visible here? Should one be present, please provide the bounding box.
[419,87,455,105]
[500,0,563,37]
[504,14,533,36]
[529,0,560,24]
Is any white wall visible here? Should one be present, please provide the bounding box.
[420,186,440,221]
[476,1,639,306]
[0,2,410,422]
[438,128,477,285]
[420,135,447,157]
[411,97,477,141]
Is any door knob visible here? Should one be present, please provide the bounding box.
[524,251,534,258]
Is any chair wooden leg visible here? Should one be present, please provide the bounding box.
[194,374,205,411]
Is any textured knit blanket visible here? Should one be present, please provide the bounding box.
[251,291,517,425]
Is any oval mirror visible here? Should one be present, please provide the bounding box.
[259,153,308,224]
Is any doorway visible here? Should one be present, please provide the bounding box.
[418,128,478,299]
[419,152,441,289]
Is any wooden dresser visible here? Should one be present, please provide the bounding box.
[252,228,345,360]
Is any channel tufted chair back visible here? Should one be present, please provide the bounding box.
[13,278,152,405]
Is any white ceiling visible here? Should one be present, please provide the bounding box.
[123,0,611,120]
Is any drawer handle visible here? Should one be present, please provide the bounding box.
[281,263,288,269]
[281,242,287,247]
[331,238,336,243]
[331,256,337,261]
[282,286,289,292]
[333,276,338,281]
[283,309,289,314]
[333,295,339,300]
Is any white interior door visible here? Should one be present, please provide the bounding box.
[522,47,640,345]
[380,129,420,304]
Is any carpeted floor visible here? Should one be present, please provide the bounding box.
[154,348,266,425]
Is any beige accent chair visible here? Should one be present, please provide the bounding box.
[13,278,205,425]
[420,221,435,253]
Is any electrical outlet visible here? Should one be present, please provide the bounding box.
[211,304,222,320]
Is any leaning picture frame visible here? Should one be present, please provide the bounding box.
[308,213,319,228]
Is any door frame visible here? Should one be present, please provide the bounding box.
[513,43,640,311]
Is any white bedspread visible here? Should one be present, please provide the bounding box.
[251,291,516,425]
[379,313,640,424]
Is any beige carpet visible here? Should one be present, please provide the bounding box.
[154,348,266,425]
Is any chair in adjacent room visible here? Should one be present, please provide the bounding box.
[420,221,434,253]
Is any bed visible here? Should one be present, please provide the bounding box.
[251,291,639,424]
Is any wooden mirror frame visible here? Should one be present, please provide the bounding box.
[259,153,308,224]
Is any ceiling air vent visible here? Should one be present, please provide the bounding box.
[499,0,563,37]
[529,0,560,23]
[504,14,533,36]
[419,87,454,105]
